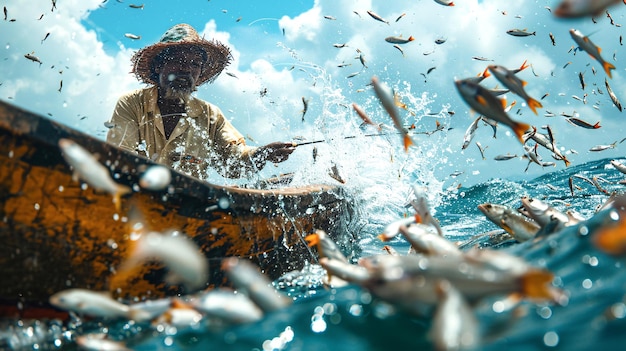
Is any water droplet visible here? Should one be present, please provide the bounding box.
[610,303,626,319]
[58,185,64,192]
[610,210,620,221]
[538,306,552,319]
[349,303,363,317]
[543,331,559,347]
[579,225,589,236]
[492,301,505,313]
[218,197,230,209]
[582,278,593,289]
[34,203,40,210]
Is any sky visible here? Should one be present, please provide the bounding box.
[1,0,625,189]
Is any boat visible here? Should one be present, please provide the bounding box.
[0,99,358,317]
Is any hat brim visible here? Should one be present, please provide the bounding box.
[131,39,233,86]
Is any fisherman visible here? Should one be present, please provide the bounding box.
[106,23,295,179]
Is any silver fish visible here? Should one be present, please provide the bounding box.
[506,28,536,37]
[554,0,623,18]
[605,78,622,111]
[398,224,462,257]
[120,230,208,291]
[58,138,131,211]
[570,29,616,78]
[478,203,540,242]
[455,78,530,144]
[462,117,481,150]
[222,257,292,312]
[192,289,263,324]
[49,289,148,320]
[488,62,543,115]
[430,280,480,351]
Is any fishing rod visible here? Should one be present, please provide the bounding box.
[292,132,389,147]
[292,124,447,147]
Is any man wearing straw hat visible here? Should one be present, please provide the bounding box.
[107,23,295,179]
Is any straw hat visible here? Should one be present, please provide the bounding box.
[131,23,233,86]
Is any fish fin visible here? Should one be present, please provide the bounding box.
[500,98,507,109]
[474,95,487,107]
[593,217,626,255]
[519,60,529,71]
[520,270,555,300]
[408,36,415,41]
[378,234,391,242]
[521,79,528,87]
[481,67,490,78]
[513,123,531,144]
[526,98,542,115]
[449,2,455,5]
[403,134,414,152]
[603,61,616,78]
[305,233,320,247]
[593,122,601,129]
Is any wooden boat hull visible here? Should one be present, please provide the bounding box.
[0,100,357,315]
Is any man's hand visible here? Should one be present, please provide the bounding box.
[253,142,296,167]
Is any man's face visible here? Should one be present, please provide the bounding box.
[155,48,205,100]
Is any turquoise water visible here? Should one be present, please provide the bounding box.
[4,157,626,350]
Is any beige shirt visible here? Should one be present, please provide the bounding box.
[106,86,258,179]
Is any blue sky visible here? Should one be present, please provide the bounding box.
[1,0,625,192]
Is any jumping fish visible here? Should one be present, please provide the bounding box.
[605,78,623,111]
[554,0,623,18]
[24,52,42,66]
[222,257,292,312]
[120,230,208,291]
[566,117,600,129]
[488,62,543,115]
[192,289,263,324]
[506,28,536,37]
[352,102,382,131]
[397,224,462,257]
[371,76,414,151]
[301,96,309,122]
[569,29,616,78]
[306,229,349,263]
[434,0,455,6]
[49,289,149,320]
[478,203,540,242]
[455,78,531,144]
[366,10,389,24]
[385,35,414,44]
[58,138,131,211]
[610,159,626,174]
[430,280,480,351]
[462,116,481,150]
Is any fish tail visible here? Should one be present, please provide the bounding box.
[520,270,556,300]
[603,61,616,78]
[527,98,543,115]
[403,134,414,152]
[519,60,529,71]
[563,157,571,167]
[513,123,531,144]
